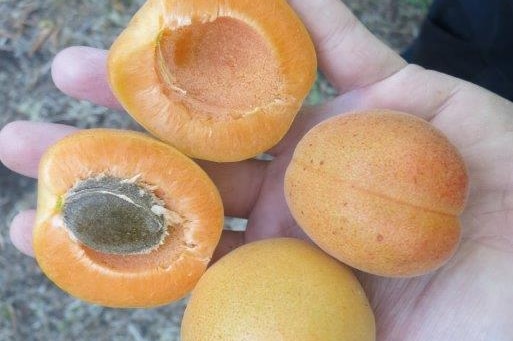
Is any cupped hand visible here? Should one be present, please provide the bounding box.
[1,0,512,339]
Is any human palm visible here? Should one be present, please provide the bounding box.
[1,0,512,340]
[240,70,513,340]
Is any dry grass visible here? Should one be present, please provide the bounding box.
[0,0,430,340]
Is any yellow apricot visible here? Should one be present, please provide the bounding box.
[181,238,375,341]
[285,110,469,277]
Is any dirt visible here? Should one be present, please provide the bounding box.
[0,0,430,340]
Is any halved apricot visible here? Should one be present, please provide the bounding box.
[285,110,469,277]
[33,129,224,308]
[108,0,317,162]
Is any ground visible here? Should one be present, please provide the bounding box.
[0,1,430,340]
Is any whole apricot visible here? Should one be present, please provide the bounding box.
[181,238,375,341]
[33,129,224,308]
[108,0,317,162]
[284,110,469,277]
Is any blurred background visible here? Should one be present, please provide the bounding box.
[0,0,430,340]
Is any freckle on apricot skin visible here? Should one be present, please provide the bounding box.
[33,129,224,308]
[284,110,469,277]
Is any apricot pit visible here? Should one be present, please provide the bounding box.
[62,176,166,255]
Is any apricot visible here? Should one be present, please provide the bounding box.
[181,238,375,341]
[284,110,469,277]
[108,0,317,162]
[33,129,224,308]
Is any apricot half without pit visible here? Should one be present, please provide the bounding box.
[181,238,376,341]
[284,110,469,277]
[33,129,224,308]
[108,0,317,162]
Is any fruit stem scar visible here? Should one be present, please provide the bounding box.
[62,175,171,255]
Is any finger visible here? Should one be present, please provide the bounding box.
[198,160,267,218]
[341,65,513,149]
[52,46,123,110]
[211,230,245,263]
[273,63,513,154]
[0,121,78,178]
[10,212,247,261]
[0,121,268,217]
[338,65,462,122]
[10,210,36,257]
[288,0,406,93]
[12,211,248,263]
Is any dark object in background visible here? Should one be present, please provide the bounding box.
[403,0,513,102]
[0,163,11,178]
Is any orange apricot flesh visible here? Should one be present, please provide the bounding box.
[284,110,469,277]
[33,129,224,308]
[181,238,376,341]
[108,0,317,162]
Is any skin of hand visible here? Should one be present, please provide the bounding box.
[1,0,512,339]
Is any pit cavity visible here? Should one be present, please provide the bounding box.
[62,176,167,255]
[156,16,282,113]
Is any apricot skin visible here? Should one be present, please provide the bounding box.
[181,238,375,341]
[284,110,469,277]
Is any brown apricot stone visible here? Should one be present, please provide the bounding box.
[62,175,167,255]
[284,110,469,277]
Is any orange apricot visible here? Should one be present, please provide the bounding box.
[284,110,469,277]
[108,0,317,162]
[181,238,376,341]
[33,129,224,308]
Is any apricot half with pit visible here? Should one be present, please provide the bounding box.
[284,110,469,277]
[181,238,376,341]
[108,0,317,162]
[33,129,223,308]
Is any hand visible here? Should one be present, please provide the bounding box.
[1,0,512,339]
